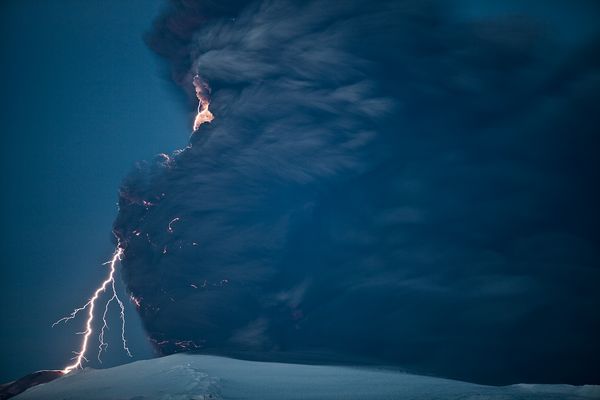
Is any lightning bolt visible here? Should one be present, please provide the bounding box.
[53,245,132,374]
[52,74,215,374]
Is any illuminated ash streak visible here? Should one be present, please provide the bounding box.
[168,217,180,233]
[54,246,132,374]
[130,294,142,308]
[192,74,214,131]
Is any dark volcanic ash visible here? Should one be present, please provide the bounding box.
[114,0,600,385]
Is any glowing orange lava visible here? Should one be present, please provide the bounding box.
[192,74,214,131]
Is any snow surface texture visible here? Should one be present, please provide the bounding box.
[14,355,600,400]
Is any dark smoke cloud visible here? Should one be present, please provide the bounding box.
[115,0,600,385]
[146,0,253,86]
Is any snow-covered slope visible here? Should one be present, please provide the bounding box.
[14,354,600,400]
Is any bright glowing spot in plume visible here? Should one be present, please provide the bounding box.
[192,74,214,131]
[168,217,180,233]
[53,246,132,374]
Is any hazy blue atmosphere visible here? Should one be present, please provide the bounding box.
[0,0,190,382]
[1,0,599,390]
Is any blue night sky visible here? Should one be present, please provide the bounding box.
[1,0,599,387]
[0,0,190,381]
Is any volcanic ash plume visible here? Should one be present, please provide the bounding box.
[114,0,600,385]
